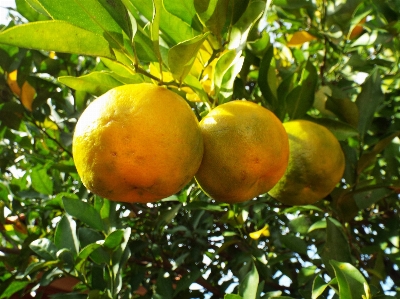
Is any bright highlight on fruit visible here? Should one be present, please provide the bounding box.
[195,100,289,204]
[72,83,204,203]
[268,120,345,206]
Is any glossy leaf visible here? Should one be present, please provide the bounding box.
[286,60,318,119]
[54,215,79,256]
[0,21,115,58]
[29,238,58,261]
[103,230,125,251]
[63,198,105,232]
[58,71,125,96]
[168,33,209,82]
[330,260,369,299]
[131,0,196,43]
[34,0,133,38]
[238,262,259,299]
[30,166,53,195]
[258,46,278,110]
[214,50,240,96]
[228,1,265,50]
[312,275,336,299]
[164,0,197,26]
[195,0,229,40]
[320,218,353,276]
[75,243,103,271]
[218,55,244,103]
[356,68,384,139]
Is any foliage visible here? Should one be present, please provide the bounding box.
[0,0,400,298]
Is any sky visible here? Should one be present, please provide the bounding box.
[0,0,15,25]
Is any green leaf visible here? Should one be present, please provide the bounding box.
[132,0,196,44]
[195,0,229,40]
[103,230,125,251]
[150,0,162,65]
[34,0,133,38]
[30,166,53,195]
[280,235,308,255]
[75,243,103,271]
[0,21,115,58]
[225,295,243,299]
[220,55,244,104]
[238,262,259,299]
[228,1,266,50]
[58,71,124,96]
[54,215,79,256]
[325,96,359,128]
[0,280,31,299]
[63,197,104,231]
[78,227,110,264]
[258,46,278,110]
[164,0,197,26]
[286,60,318,119]
[214,49,240,96]
[168,32,209,83]
[356,68,384,139]
[16,0,50,22]
[312,275,336,299]
[321,218,352,277]
[29,238,58,261]
[24,0,50,16]
[330,260,369,299]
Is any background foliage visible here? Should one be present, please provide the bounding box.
[0,0,400,298]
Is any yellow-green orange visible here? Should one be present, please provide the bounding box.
[195,100,289,203]
[268,120,345,205]
[72,83,203,203]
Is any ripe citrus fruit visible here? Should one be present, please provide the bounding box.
[195,100,289,203]
[268,119,345,206]
[72,83,204,203]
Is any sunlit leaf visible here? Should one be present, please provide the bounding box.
[228,1,265,50]
[195,0,229,40]
[330,260,369,299]
[168,33,209,83]
[31,166,53,195]
[356,68,384,139]
[30,238,58,261]
[54,215,79,256]
[63,198,105,231]
[238,262,259,299]
[59,71,125,96]
[258,46,278,111]
[286,60,318,119]
[0,21,115,58]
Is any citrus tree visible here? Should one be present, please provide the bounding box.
[1,0,400,298]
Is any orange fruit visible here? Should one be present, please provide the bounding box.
[72,83,204,203]
[195,100,289,203]
[268,120,345,206]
